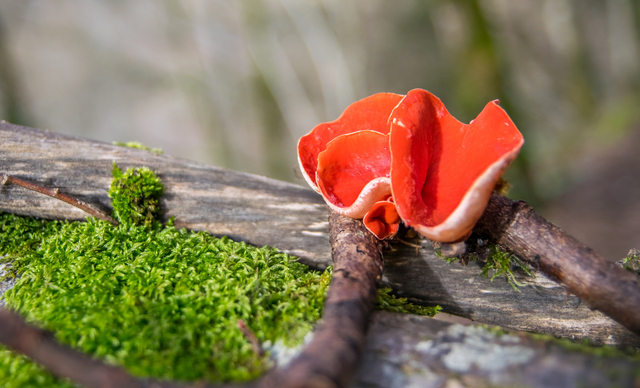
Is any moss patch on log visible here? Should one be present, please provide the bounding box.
[619,249,640,276]
[0,165,437,387]
[109,163,164,228]
[438,239,533,291]
[376,287,442,316]
[112,141,163,154]
[0,215,332,386]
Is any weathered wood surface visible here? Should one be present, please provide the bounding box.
[384,245,640,346]
[0,122,329,267]
[1,121,639,347]
[356,311,640,388]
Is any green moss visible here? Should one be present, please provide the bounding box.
[0,164,441,387]
[0,216,331,385]
[480,245,533,291]
[0,165,331,386]
[526,332,640,361]
[112,141,163,154]
[376,287,441,317]
[619,250,640,275]
[0,213,60,278]
[438,243,533,291]
[109,163,164,228]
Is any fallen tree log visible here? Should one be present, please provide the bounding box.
[1,121,639,347]
[356,311,640,388]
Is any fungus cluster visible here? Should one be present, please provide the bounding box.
[298,89,524,241]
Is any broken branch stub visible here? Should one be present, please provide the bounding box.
[476,193,640,336]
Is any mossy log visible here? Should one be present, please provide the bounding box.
[1,121,640,352]
[2,122,640,387]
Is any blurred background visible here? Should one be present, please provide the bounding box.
[0,0,638,259]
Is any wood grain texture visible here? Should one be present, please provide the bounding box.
[0,122,330,269]
[384,245,639,346]
[356,311,640,388]
[1,121,639,346]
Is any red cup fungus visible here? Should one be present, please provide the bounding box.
[297,89,524,241]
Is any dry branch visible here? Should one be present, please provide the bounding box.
[476,193,640,335]
[250,212,383,388]
[0,308,184,388]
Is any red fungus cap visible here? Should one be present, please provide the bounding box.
[389,89,523,242]
[316,130,391,218]
[297,93,403,192]
[297,88,524,242]
[363,198,400,239]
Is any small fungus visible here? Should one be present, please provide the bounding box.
[298,89,523,241]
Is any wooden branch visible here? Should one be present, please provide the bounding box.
[0,173,118,225]
[252,212,383,388]
[1,121,639,346]
[0,308,188,388]
[357,311,640,388]
[475,193,640,335]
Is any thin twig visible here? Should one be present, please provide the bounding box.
[475,193,640,336]
[238,319,265,357]
[0,211,383,388]
[0,173,118,226]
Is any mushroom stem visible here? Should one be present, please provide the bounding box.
[476,193,640,336]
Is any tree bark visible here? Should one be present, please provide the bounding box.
[249,212,384,388]
[355,311,640,388]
